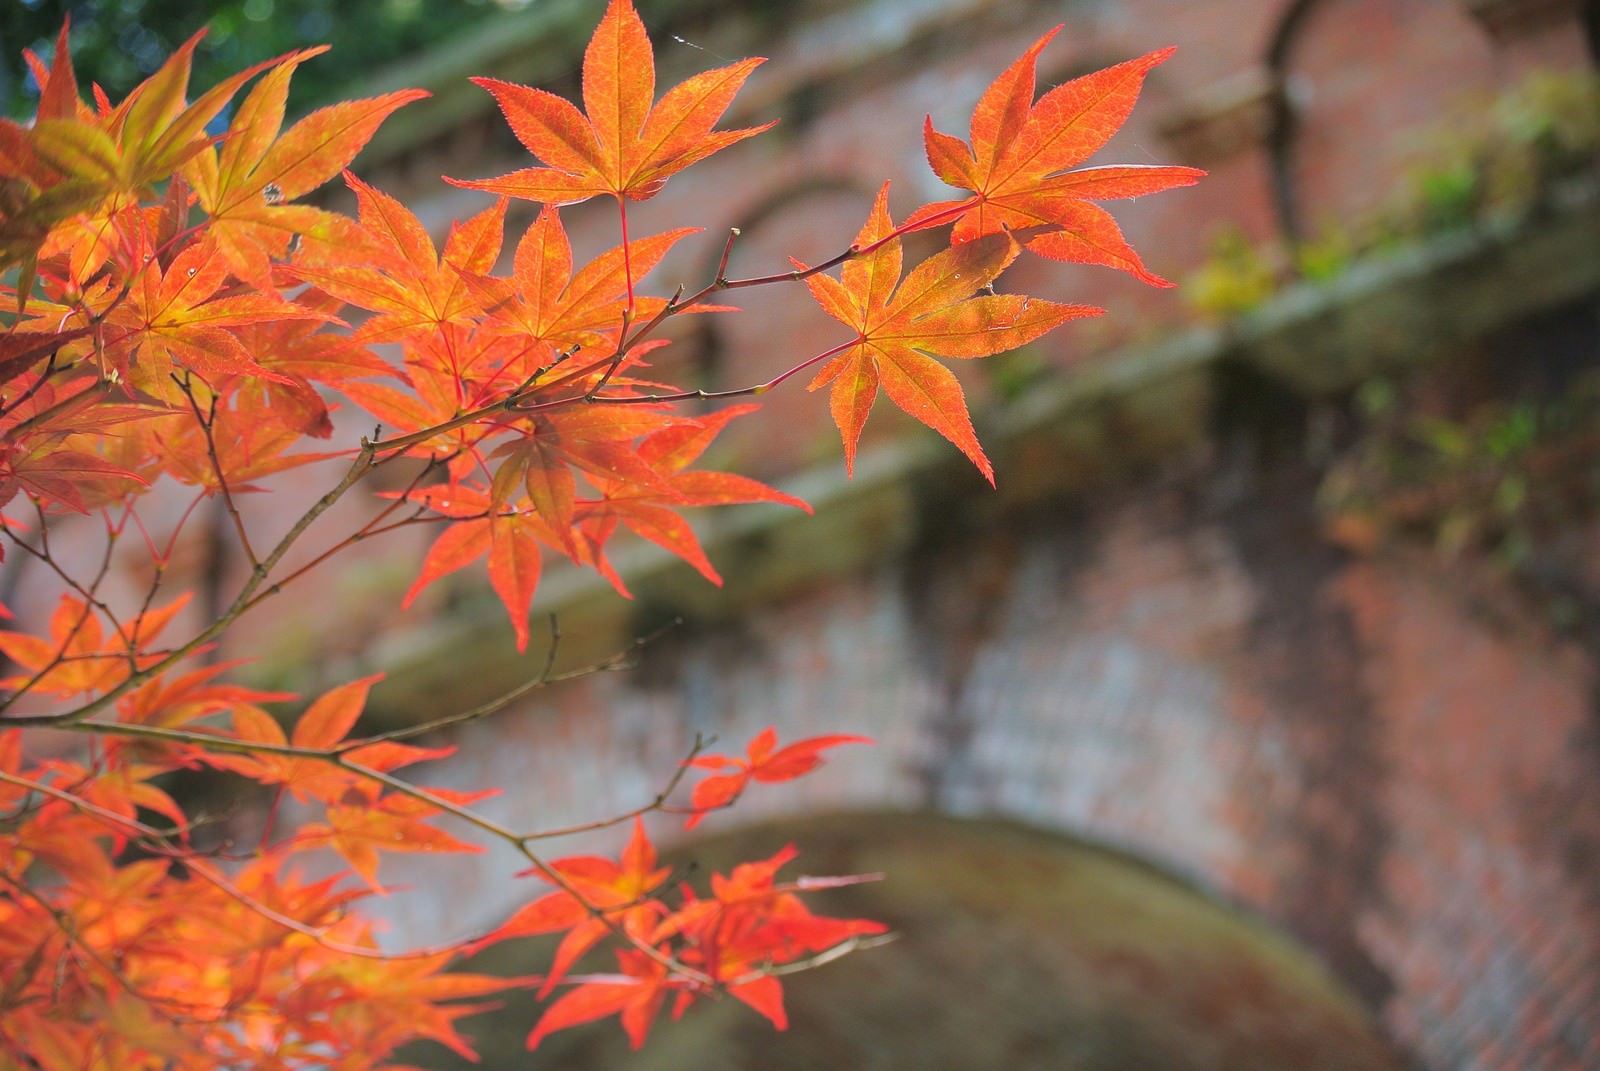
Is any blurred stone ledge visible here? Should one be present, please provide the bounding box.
[338,180,1600,728]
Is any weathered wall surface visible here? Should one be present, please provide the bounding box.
[373,367,1600,1069]
[340,2,1600,1067]
[7,0,1596,1067]
[330,1,1600,1067]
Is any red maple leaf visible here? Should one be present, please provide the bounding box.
[684,727,872,829]
[471,818,670,997]
[525,947,681,1052]
[908,29,1205,285]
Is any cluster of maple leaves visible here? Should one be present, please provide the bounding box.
[0,0,1198,1065]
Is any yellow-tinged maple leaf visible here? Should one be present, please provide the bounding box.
[288,172,505,343]
[181,49,425,286]
[99,236,328,396]
[0,592,188,699]
[446,0,772,205]
[802,183,1099,481]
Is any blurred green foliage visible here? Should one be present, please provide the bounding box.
[1320,374,1600,574]
[1183,227,1277,321]
[1,0,521,119]
[1186,68,1599,323]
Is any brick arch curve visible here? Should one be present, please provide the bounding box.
[436,811,1406,1070]
[1264,0,1500,242]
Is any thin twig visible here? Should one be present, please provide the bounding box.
[176,374,259,569]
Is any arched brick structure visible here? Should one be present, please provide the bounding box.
[5,1,1594,1066]
[435,814,1408,1069]
[372,363,1600,1068]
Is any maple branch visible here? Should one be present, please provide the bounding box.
[4,442,380,727]
[516,731,708,841]
[586,303,636,399]
[0,871,231,1025]
[0,767,449,961]
[176,374,259,569]
[728,932,899,984]
[323,619,631,753]
[536,337,858,410]
[714,226,740,284]
[618,195,636,318]
[234,454,447,616]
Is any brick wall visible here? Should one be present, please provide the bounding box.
[367,396,1600,1068]
[6,0,1597,1066]
[348,3,1598,1066]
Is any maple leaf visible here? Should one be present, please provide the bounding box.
[288,172,505,343]
[0,592,188,699]
[473,818,669,996]
[525,948,680,1052]
[653,845,886,1029]
[583,404,810,584]
[446,0,773,205]
[230,286,398,438]
[297,949,528,1064]
[99,236,324,394]
[684,727,871,829]
[0,374,157,513]
[0,325,94,392]
[396,483,579,653]
[204,675,409,802]
[909,30,1205,285]
[460,203,699,353]
[5,446,145,514]
[499,407,682,526]
[802,183,1099,481]
[0,24,294,276]
[107,662,295,769]
[182,50,425,286]
[296,787,489,892]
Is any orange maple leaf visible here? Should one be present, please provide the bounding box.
[459,204,699,353]
[205,675,446,803]
[801,183,1099,481]
[472,818,670,996]
[397,483,576,653]
[684,727,872,829]
[446,0,772,205]
[908,30,1205,285]
[582,403,811,586]
[288,172,505,343]
[297,787,488,892]
[0,592,188,699]
[100,236,322,392]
